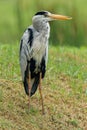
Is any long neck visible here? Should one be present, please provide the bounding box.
[33,20,50,38]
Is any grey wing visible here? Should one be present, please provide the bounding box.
[19,27,33,81]
[45,41,48,65]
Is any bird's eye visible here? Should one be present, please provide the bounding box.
[44,12,48,17]
[44,14,48,17]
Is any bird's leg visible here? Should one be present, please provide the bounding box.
[27,71,31,110]
[39,73,44,114]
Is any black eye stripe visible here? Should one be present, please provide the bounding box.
[35,11,48,16]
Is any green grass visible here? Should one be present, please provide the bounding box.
[0,43,20,81]
[0,43,87,130]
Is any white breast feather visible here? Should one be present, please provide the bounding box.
[32,35,47,65]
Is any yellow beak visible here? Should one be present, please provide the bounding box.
[48,13,72,20]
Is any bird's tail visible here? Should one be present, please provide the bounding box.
[23,74,39,97]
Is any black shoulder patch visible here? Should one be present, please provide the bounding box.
[20,39,23,52]
[27,28,33,47]
[35,11,47,16]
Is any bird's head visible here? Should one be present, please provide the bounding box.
[33,11,72,22]
[32,11,72,32]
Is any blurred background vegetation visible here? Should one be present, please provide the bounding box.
[0,0,87,46]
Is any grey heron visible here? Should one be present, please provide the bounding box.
[19,11,72,114]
